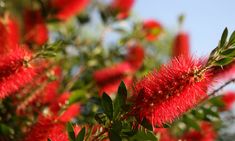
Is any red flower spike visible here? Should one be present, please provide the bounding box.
[131,56,211,127]
[50,0,90,20]
[24,115,81,141]
[181,122,217,141]
[24,9,48,45]
[143,20,163,41]
[0,47,36,99]
[221,91,235,110]
[6,16,20,49]
[126,45,145,71]
[172,32,190,58]
[111,0,135,19]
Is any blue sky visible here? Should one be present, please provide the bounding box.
[134,0,235,57]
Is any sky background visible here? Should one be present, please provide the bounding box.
[134,0,235,57]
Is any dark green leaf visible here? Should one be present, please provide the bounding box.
[221,48,235,57]
[111,121,122,133]
[183,115,200,130]
[130,131,157,141]
[220,27,228,47]
[202,107,219,118]
[113,81,127,118]
[101,93,113,119]
[47,139,52,141]
[0,124,14,135]
[214,57,233,66]
[140,118,153,131]
[229,31,235,45]
[67,123,76,141]
[108,130,122,141]
[76,127,86,141]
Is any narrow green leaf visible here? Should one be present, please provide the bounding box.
[76,127,86,141]
[183,115,200,130]
[221,47,235,57]
[130,131,157,141]
[111,121,122,133]
[220,27,228,47]
[113,81,127,118]
[67,123,76,141]
[229,31,235,45]
[95,113,108,125]
[108,130,122,141]
[140,118,153,131]
[214,57,233,66]
[101,93,113,119]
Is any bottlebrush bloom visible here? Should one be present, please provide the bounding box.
[181,122,217,141]
[0,17,19,54]
[172,32,190,58]
[24,115,81,141]
[24,9,48,45]
[111,0,135,19]
[93,45,144,95]
[0,47,36,99]
[50,0,90,20]
[221,91,235,110]
[143,20,163,41]
[131,56,211,127]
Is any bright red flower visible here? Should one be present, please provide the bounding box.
[50,0,90,20]
[172,32,190,58]
[24,9,48,45]
[93,45,144,95]
[221,91,235,110]
[0,17,19,54]
[131,57,211,127]
[143,20,163,41]
[24,115,81,141]
[181,122,217,141]
[0,47,36,99]
[111,0,135,19]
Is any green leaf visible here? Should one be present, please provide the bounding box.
[220,27,228,47]
[47,139,52,141]
[0,124,14,135]
[111,121,122,133]
[140,118,153,131]
[221,47,235,57]
[69,90,86,105]
[130,131,157,141]
[95,113,109,125]
[108,130,122,141]
[101,93,113,119]
[113,81,127,118]
[214,57,234,66]
[76,127,86,141]
[229,31,235,45]
[67,123,76,141]
[183,115,200,130]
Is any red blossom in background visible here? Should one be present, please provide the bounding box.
[111,0,135,19]
[93,45,144,95]
[50,0,90,20]
[221,91,235,110]
[172,32,190,58]
[24,115,81,141]
[181,122,217,141]
[143,20,163,41]
[24,9,48,45]
[0,47,36,99]
[0,16,19,54]
[131,57,211,127]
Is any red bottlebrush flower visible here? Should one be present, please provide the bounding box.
[131,57,211,127]
[0,47,36,99]
[126,45,145,71]
[143,20,163,41]
[50,0,90,20]
[24,115,81,141]
[111,0,135,19]
[172,32,190,58]
[181,122,217,141]
[221,91,235,110]
[24,9,48,45]
[0,17,19,54]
